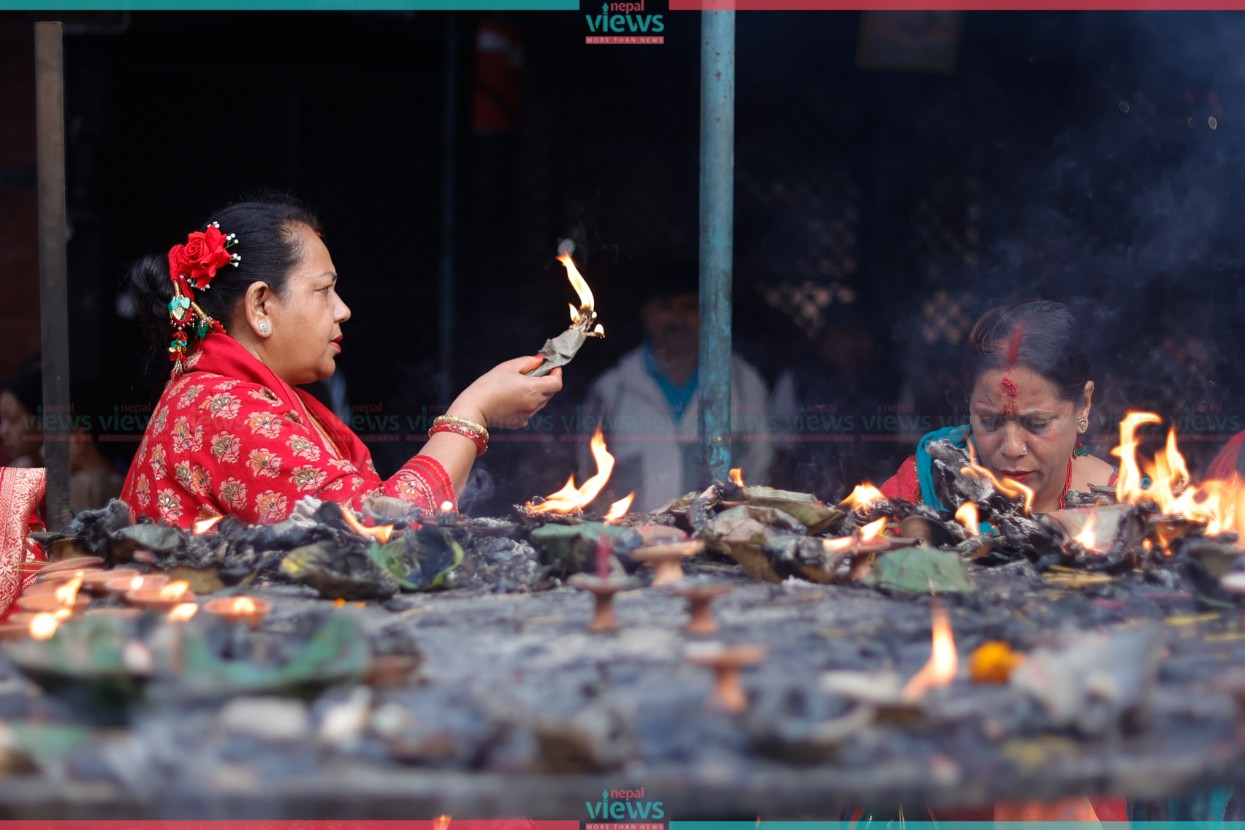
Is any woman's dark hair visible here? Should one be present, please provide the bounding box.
[126,193,322,370]
[964,300,1091,403]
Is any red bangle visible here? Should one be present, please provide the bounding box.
[428,420,488,457]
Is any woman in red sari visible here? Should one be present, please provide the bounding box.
[873,300,1126,823]
[880,300,1117,513]
[120,196,562,529]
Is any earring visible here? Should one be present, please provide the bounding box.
[1077,417,1088,432]
[259,322,270,334]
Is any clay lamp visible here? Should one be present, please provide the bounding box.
[104,573,169,598]
[17,575,89,616]
[631,540,704,588]
[39,556,105,576]
[126,579,194,611]
[567,573,639,633]
[686,642,767,714]
[78,569,140,595]
[669,580,732,636]
[203,595,271,628]
[34,566,104,586]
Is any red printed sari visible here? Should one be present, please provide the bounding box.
[121,334,454,529]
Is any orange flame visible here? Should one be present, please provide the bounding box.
[841,482,886,511]
[960,463,1035,514]
[434,816,452,830]
[954,502,980,536]
[859,516,888,541]
[525,426,615,514]
[157,580,191,601]
[1110,411,1245,544]
[340,510,394,544]
[193,515,223,535]
[557,253,602,336]
[1114,412,1163,504]
[167,603,199,622]
[603,493,635,523]
[729,467,745,487]
[902,603,958,700]
[54,575,83,607]
[1074,512,1099,552]
[28,612,63,640]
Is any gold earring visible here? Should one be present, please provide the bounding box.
[1077,417,1088,432]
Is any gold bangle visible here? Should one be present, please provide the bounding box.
[432,414,490,442]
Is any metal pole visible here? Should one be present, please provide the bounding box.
[438,12,459,408]
[34,21,72,530]
[697,9,735,485]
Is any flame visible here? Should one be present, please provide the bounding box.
[859,516,888,541]
[193,515,223,534]
[1074,512,1099,552]
[54,575,83,607]
[340,510,394,544]
[440,500,455,513]
[604,493,635,523]
[960,463,1035,514]
[230,596,257,614]
[954,502,980,536]
[729,467,745,486]
[525,426,615,514]
[903,603,958,700]
[157,580,191,601]
[28,612,62,640]
[1110,411,1245,545]
[557,253,595,321]
[434,816,452,830]
[841,482,885,511]
[1114,412,1163,503]
[167,603,199,622]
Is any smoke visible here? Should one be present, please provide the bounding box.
[457,465,496,514]
[885,12,1245,472]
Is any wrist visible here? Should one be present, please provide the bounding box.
[446,398,488,429]
[429,414,489,457]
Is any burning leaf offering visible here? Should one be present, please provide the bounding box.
[525,244,604,378]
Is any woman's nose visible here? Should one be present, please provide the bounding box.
[999,423,1027,458]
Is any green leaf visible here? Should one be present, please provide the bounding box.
[865,547,975,594]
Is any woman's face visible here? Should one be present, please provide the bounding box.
[969,366,1091,513]
[0,390,40,461]
[262,225,352,386]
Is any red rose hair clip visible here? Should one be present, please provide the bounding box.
[166,221,239,377]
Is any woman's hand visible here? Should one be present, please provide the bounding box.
[448,356,562,430]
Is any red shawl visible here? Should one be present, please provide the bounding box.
[121,334,454,529]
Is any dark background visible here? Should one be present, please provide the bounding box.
[5,9,1245,513]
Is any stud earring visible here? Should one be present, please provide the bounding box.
[1077,417,1088,432]
[259,322,270,334]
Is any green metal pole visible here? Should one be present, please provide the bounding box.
[698,9,735,486]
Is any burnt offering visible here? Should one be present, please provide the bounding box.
[524,241,605,378]
[4,411,1245,818]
